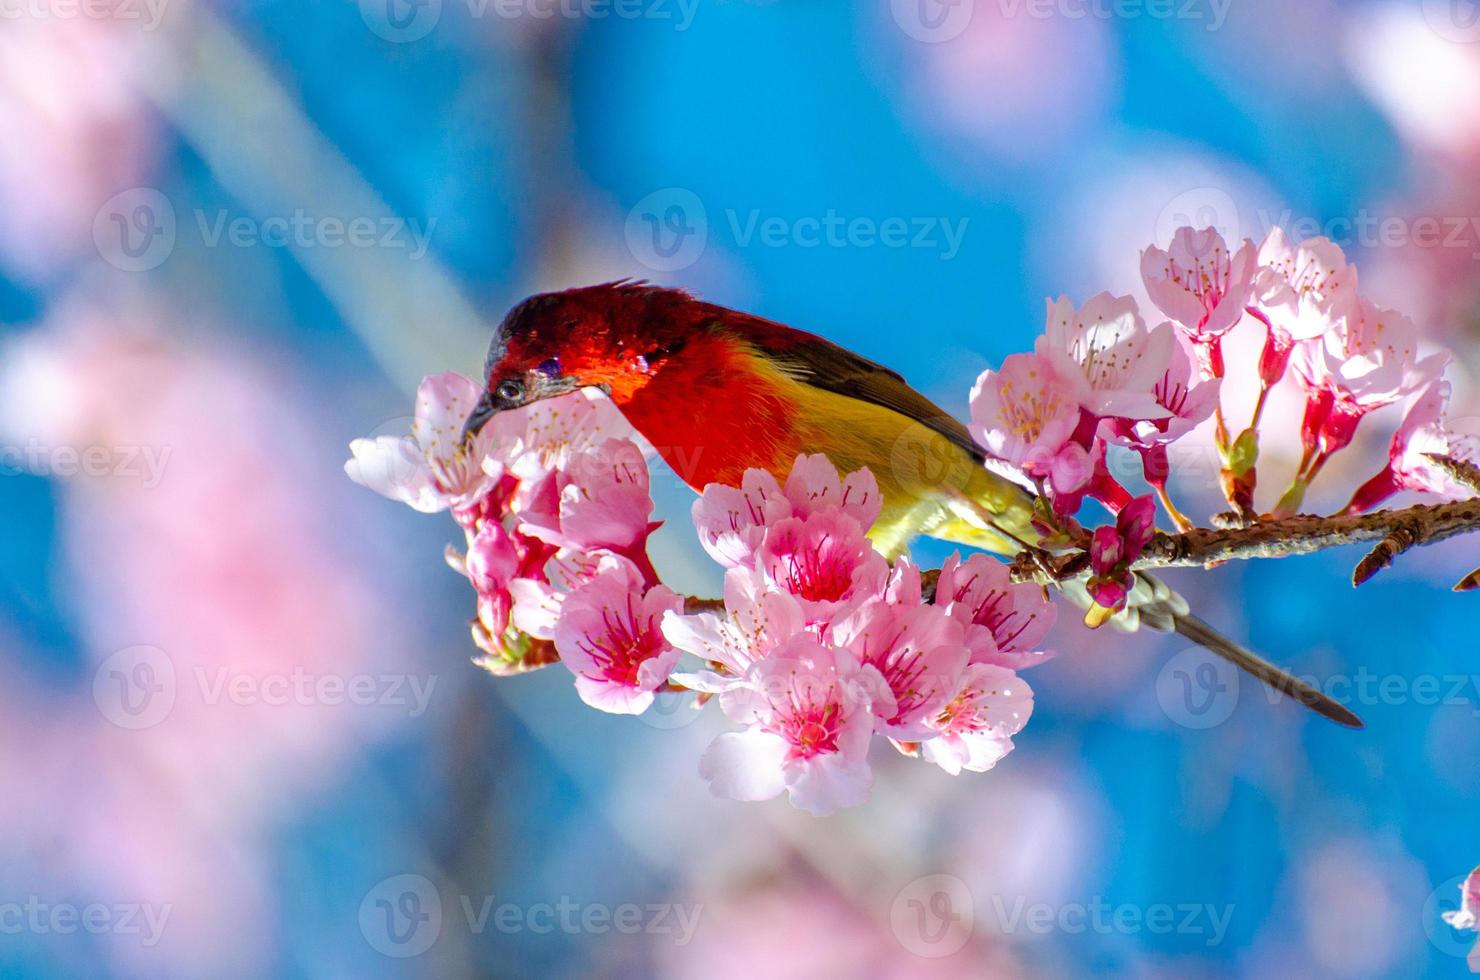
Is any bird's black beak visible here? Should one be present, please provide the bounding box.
[462,391,498,441]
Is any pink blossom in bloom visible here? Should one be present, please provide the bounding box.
[663,566,808,693]
[918,664,1034,775]
[692,468,791,567]
[782,453,883,525]
[1291,296,1444,457]
[827,600,968,739]
[506,547,614,640]
[1140,226,1259,340]
[969,351,1090,496]
[1103,326,1222,485]
[516,437,656,555]
[1254,229,1360,341]
[933,553,1056,670]
[1038,292,1177,419]
[551,557,684,714]
[692,455,880,568]
[1250,228,1359,387]
[699,637,887,815]
[345,371,496,515]
[487,387,637,481]
[1345,379,1480,512]
[756,510,891,623]
[1085,495,1158,615]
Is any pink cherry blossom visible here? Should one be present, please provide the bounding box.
[345,371,496,515]
[827,600,968,739]
[1345,379,1480,512]
[1038,293,1177,419]
[1253,228,1359,342]
[516,437,655,554]
[933,553,1056,670]
[663,566,807,692]
[551,557,684,715]
[692,455,881,568]
[1141,226,1258,339]
[1291,296,1445,458]
[1103,326,1222,493]
[756,511,891,622]
[782,454,882,526]
[487,387,637,481]
[699,637,887,816]
[918,664,1034,775]
[692,468,791,567]
[969,351,1089,496]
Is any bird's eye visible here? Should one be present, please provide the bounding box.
[495,379,525,404]
[535,357,562,378]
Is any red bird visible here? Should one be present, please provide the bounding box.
[464,281,1360,728]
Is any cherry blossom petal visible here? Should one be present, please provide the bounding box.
[1039,293,1176,419]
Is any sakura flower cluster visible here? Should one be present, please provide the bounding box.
[346,371,676,712]
[970,222,1469,619]
[673,456,1049,813]
[347,376,1052,815]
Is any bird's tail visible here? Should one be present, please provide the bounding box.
[927,513,1364,729]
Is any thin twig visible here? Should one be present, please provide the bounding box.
[1352,519,1426,587]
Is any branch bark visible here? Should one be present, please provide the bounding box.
[1006,497,1480,586]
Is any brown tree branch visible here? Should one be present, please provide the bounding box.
[1005,497,1480,587]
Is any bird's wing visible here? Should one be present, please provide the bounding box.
[735,324,987,465]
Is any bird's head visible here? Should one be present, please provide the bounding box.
[462,280,700,438]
